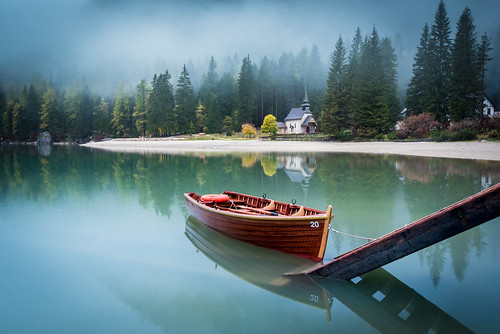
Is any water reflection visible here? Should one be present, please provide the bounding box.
[185,216,473,333]
[185,216,333,319]
[1,145,499,285]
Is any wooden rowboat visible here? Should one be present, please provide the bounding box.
[184,191,333,261]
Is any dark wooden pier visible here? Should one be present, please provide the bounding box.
[308,182,500,280]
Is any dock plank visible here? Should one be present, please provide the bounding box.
[307,182,500,280]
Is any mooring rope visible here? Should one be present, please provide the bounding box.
[328,224,376,242]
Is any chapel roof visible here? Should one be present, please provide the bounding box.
[284,108,306,121]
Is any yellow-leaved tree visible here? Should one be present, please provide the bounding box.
[241,123,257,138]
[261,114,278,135]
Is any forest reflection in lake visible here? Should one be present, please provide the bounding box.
[1,145,499,333]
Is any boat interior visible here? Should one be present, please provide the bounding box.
[187,191,325,217]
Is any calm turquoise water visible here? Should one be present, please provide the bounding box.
[1,145,499,333]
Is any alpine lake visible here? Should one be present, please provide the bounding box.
[1,144,499,334]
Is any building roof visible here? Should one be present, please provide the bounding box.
[284,108,309,121]
[303,114,314,125]
[277,122,286,128]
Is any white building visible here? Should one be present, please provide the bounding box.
[283,88,318,134]
[483,97,498,117]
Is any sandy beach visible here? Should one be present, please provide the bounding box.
[81,138,500,161]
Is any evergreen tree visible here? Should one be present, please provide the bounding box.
[294,47,309,84]
[0,91,6,138]
[134,79,149,136]
[322,36,348,133]
[257,56,274,122]
[276,52,299,120]
[205,94,222,133]
[449,7,479,121]
[111,84,133,136]
[198,56,218,101]
[63,88,78,138]
[12,86,29,140]
[147,71,175,136]
[25,85,40,139]
[39,86,63,139]
[94,97,112,135]
[217,72,237,122]
[357,27,391,132]
[380,37,400,124]
[75,86,94,138]
[406,24,434,114]
[428,0,452,122]
[195,101,206,133]
[237,55,257,126]
[3,97,15,138]
[477,33,492,111]
[175,65,197,134]
[306,44,326,120]
[344,28,363,120]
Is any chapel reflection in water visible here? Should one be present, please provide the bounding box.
[185,216,472,333]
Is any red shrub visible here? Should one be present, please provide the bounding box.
[397,113,441,139]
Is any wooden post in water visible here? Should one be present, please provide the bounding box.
[308,183,500,280]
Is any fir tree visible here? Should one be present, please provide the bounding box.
[75,86,94,138]
[175,65,197,134]
[449,7,479,121]
[195,101,206,133]
[94,97,112,135]
[257,56,274,123]
[63,88,78,137]
[406,24,434,114]
[111,84,133,136]
[3,97,16,138]
[147,71,175,136]
[237,55,257,126]
[0,92,6,138]
[205,93,222,133]
[380,37,400,124]
[217,73,237,124]
[198,56,218,101]
[306,44,326,120]
[276,52,299,120]
[428,0,452,122]
[344,28,363,120]
[25,85,40,139]
[477,33,492,110]
[40,86,63,139]
[357,27,390,132]
[322,36,348,133]
[134,79,149,136]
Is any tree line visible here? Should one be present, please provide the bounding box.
[0,48,326,141]
[0,1,494,142]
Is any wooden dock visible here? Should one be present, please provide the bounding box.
[307,182,500,280]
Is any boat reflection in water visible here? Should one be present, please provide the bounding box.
[185,216,333,320]
[185,216,472,333]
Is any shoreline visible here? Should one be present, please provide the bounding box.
[80,139,500,161]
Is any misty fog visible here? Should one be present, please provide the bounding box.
[1,0,499,94]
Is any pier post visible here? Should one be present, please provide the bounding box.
[308,183,500,280]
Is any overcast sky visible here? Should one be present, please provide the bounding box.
[1,0,499,89]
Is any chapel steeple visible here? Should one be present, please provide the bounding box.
[301,86,311,112]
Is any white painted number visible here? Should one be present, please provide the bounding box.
[310,221,319,228]
[310,294,319,303]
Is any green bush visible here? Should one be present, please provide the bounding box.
[386,131,398,141]
[335,129,353,141]
[449,129,478,141]
[430,130,450,142]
